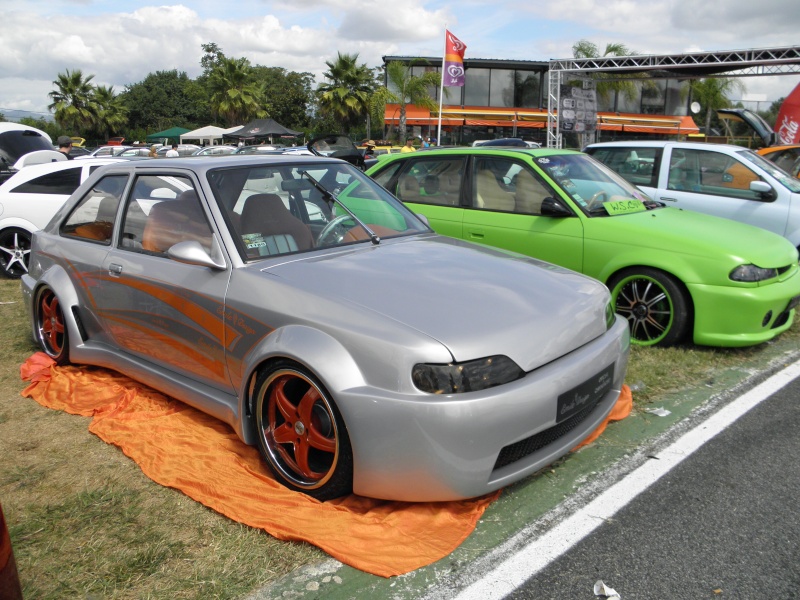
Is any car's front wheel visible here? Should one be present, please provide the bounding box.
[0,228,31,279]
[609,267,690,346]
[35,286,70,364]
[253,361,353,500]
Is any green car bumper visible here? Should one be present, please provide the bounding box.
[688,276,800,347]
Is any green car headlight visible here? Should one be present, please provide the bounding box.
[729,264,778,282]
[412,355,524,394]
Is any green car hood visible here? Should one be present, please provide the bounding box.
[587,206,798,268]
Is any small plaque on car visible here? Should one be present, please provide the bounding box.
[556,364,614,423]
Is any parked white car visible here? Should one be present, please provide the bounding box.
[585,141,800,249]
[0,158,125,277]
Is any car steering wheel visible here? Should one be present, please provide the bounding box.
[317,214,355,246]
[585,190,609,210]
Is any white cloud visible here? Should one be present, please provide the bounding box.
[0,1,797,115]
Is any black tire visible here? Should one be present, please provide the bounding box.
[608,267,691,347]
[34,286,70,365]
[0,228,31,279]
[253,360,353,500]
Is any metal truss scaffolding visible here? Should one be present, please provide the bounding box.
[546,45,800,148]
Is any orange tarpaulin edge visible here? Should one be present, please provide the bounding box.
[19,353,630,577]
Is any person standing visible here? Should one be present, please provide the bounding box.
[166,144,179,157]
[56,136,74,159]
[401,138,416,153]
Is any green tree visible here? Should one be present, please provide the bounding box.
[316,52,375,134]
[122,70,205,132]
[200,42,226,77]
[371,60,440,143]
[207,57,267,127]
[571,40,642,110]
[92,85,128,141]
[48,69,98,134]
[690,77,746,135]
[252,66,314,130]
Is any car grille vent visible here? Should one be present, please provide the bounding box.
[493,394,602,471]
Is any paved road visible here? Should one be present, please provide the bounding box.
[507,374,800,599]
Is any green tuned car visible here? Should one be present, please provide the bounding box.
[367,147,800,347]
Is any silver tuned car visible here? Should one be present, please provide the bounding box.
[22,155,629,501]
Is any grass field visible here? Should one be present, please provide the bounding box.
[1,277,797,599]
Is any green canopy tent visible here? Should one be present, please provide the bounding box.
[145,127,191,144]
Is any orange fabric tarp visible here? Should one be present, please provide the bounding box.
[19,353,630,577]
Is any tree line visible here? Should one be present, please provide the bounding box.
[0,40,782,146]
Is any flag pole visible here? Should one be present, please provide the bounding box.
[437,26,447,145]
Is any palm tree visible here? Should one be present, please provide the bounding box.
[207,57,267,126]
[572,40,639,109]
[371,60,441,143]
[690,77,746,135]
[92,85,128,141]
[48,69,98,133]
[316,52,375,134]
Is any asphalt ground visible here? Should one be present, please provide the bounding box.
[248,333,800,600]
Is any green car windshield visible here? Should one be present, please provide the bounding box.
[533,153,657,216]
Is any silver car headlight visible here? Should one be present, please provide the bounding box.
[730,264,778,282]
[606,302,615,330]
[412,355,524,394]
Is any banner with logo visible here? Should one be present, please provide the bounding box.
[443,30,467,87]
[775,82,800,145]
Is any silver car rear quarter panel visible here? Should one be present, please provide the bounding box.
[343,317,630,502]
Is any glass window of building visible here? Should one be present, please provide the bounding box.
[489,69,515,107]
[464,68,490,106]
[641,79,667,114]
[515,71,542,108]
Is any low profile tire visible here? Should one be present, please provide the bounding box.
[253,361,353,500]
[35,286,70,365]
[0,228,32,279]
[609,267,690,347]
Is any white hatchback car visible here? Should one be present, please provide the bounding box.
[585,141,800,249]
[0,158,124,277]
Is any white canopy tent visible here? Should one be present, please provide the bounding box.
[179,125,243,146]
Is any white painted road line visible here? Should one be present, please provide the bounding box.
[454,358,800,600]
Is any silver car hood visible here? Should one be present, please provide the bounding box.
[262,235,610,371]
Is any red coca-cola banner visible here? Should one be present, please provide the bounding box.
[775,82,800,145]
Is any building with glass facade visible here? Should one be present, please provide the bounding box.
[382,56,699,146]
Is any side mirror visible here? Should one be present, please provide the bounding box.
[415,213,430,227]
[540,197,573,217]
[750,180,777,202]
[167,239,226,270]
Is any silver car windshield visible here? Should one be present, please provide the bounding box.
[533,153,656,216]
[207,161,430,261]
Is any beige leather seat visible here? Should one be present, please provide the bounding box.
[475,169,515,211]
[514,170,550,215]
[398,176,422,203]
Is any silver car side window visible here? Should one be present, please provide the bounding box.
[121,175,213,254]
[60,174,128,244]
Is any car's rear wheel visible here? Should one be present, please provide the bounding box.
[35,287,70,364]
[609,267,690,347]
[254,361,353,500]
[0,228,31,279]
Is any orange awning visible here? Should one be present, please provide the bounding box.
[384,104,699,135]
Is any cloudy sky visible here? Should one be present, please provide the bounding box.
[1,0,799,117]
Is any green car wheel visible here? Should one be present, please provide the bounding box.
[609,268,690,346]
